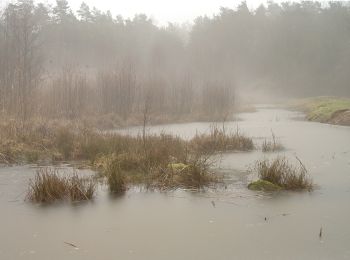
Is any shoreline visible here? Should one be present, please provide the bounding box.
[288,96,350,126]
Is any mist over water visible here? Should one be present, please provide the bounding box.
[1,1,350,259]
[1,1,350,120]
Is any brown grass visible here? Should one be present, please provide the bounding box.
[94,133,220,190]
[190,125,254,154]
[27,168,96,203]
[103,155,126,193]
[1,119,234,191]
[262,131,284,152]
[27,168,68,202]
[67,174,96,201]
[151,156,218,190]
[254,157,313,191]
[0,118,255,165]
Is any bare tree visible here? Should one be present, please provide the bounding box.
[1,0,42,120]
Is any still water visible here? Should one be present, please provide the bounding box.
[1,107,350,259]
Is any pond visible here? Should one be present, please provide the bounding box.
[1,106,350,259]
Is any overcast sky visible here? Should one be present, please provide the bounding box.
[63,0,267,24]
[2,0,330,25]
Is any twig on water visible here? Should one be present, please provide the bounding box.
[64,241,79,249]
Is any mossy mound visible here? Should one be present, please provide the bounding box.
[248,180,282,191]
[167,163,188,172]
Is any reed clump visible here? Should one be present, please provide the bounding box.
[103,155,126,193]
[67,174,96,201]
[252,157,313,191]
[27,168,96,203]
[152,156,218,190]
[4,119,244,191]
[190,125,254,154]
[262,132,284,152]
[27,168,68,202]
[94,133,219,191]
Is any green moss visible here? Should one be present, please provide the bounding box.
[248,180,282,191]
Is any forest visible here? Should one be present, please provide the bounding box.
[0,0,350,124]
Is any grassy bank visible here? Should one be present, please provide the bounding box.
[290,96,350,125]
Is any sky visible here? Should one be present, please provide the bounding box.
[2,0,331,25]
[41,0,292,24]
[64,0,264,24]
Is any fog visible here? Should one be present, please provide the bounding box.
[32,0,309,24]
[0,0,350,121]
[2,2,350,260]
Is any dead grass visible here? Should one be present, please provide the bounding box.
[262,131,284,152]
[0,118,255,165]
[254,157,313,191]
[152,156,218,190]
[0,118,137,164]
[190,125,254,154]
[2,119,238,191]
[67,174,96,201]
[27,168,96,203]
[103,155,127,193]
[27,168,68,202]
[0,118,77,164]
[94,133,220,190]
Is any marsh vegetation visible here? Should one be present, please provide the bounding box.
[249,157,313,191]
[16,122,252,200]
[191,125,254,154]
[0,0,349,258]
[261,131,284,153]
[27,168,96,203]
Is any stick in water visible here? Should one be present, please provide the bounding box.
[64,241,79,249]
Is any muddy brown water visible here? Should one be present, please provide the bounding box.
[1,107,350,260]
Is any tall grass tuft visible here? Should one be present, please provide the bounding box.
[255,157,313,190]
[67,174,96,201]
[104,157,126,193]
[27,168,68,203]
[27,168,96,203]
[191,125,254,154]
[262,131,284,152]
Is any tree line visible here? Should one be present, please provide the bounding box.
[0,0,349,122]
